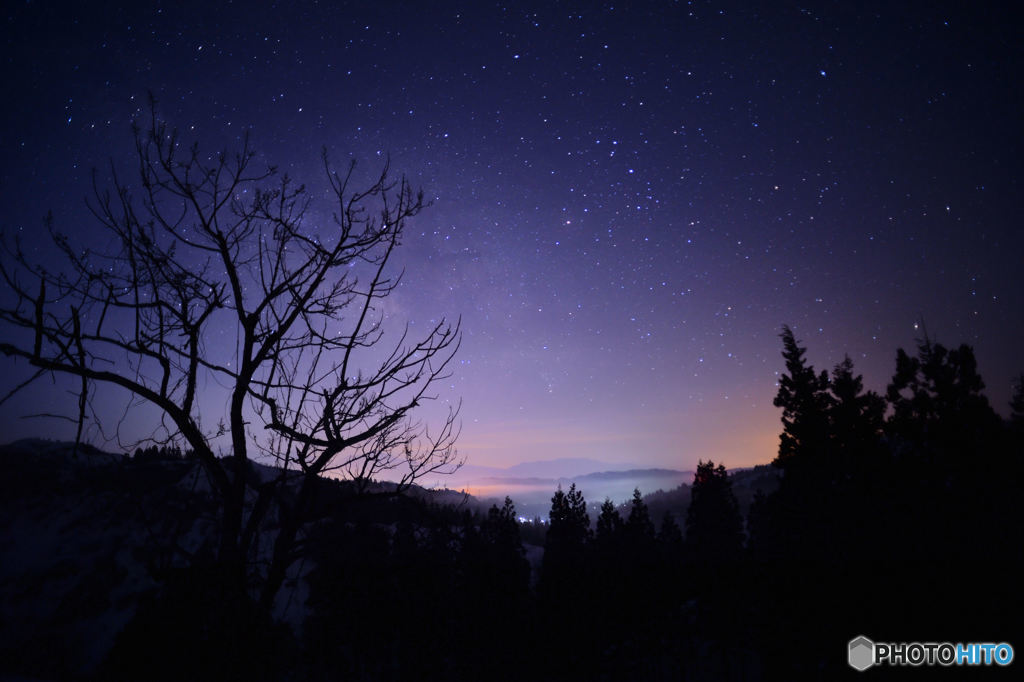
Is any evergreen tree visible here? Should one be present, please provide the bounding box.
[886,338,1000,465]
[595,498,622,547]
[541,484,590,584]
[475,497,529,610]
[624,488,655,542]
[827,356,886,473]
[684,461,743,564]
[565,483,590,540]
[591,496,626,637]
[481,497,522,551]
[548,486,569,527]
[546,483,590,547]
[772,325,832,470]
[829,357,885,440]
[539,484,593,673]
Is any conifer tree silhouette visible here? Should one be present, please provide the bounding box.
[595,497,622,547]
[684,461,743,565]
[479,496,529,595]
[772,325,831,470]
[540,484,589,593]
[886,338,1000,467]
[824,356,887,479]
[625,487,655,539]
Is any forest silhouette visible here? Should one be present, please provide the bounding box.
[2,326,1020,680]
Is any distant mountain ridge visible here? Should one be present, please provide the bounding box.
[442,457,698,519]
[501,457,634,478]
[447,456,633,484]
[470,468,692,487]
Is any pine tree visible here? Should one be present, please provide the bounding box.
[548,486,569,528]
[886,338,1000,466]
[595,498,622,547]
[565,483,590,541]
[827,355,886,472]
[773,325,832,470]
[541,483,590,599]
[546,483,590,548]
[481,497,522,550]
[538,484,599,679]
[684,460,743,565]
[625,488,655,542]
[478,497,529,601]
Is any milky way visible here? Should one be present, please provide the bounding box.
[2,1,1021,470]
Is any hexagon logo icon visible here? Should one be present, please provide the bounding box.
[848,635,875,671]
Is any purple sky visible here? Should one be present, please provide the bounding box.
[2,1,1022,470]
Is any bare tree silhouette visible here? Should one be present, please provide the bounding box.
[0,105,462,605]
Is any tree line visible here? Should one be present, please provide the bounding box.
[100,325,1022,680]
[291,327,1021,680]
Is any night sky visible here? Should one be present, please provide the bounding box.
[2,1,1022,471]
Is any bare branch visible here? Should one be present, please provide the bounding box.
[0,104,462,609]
